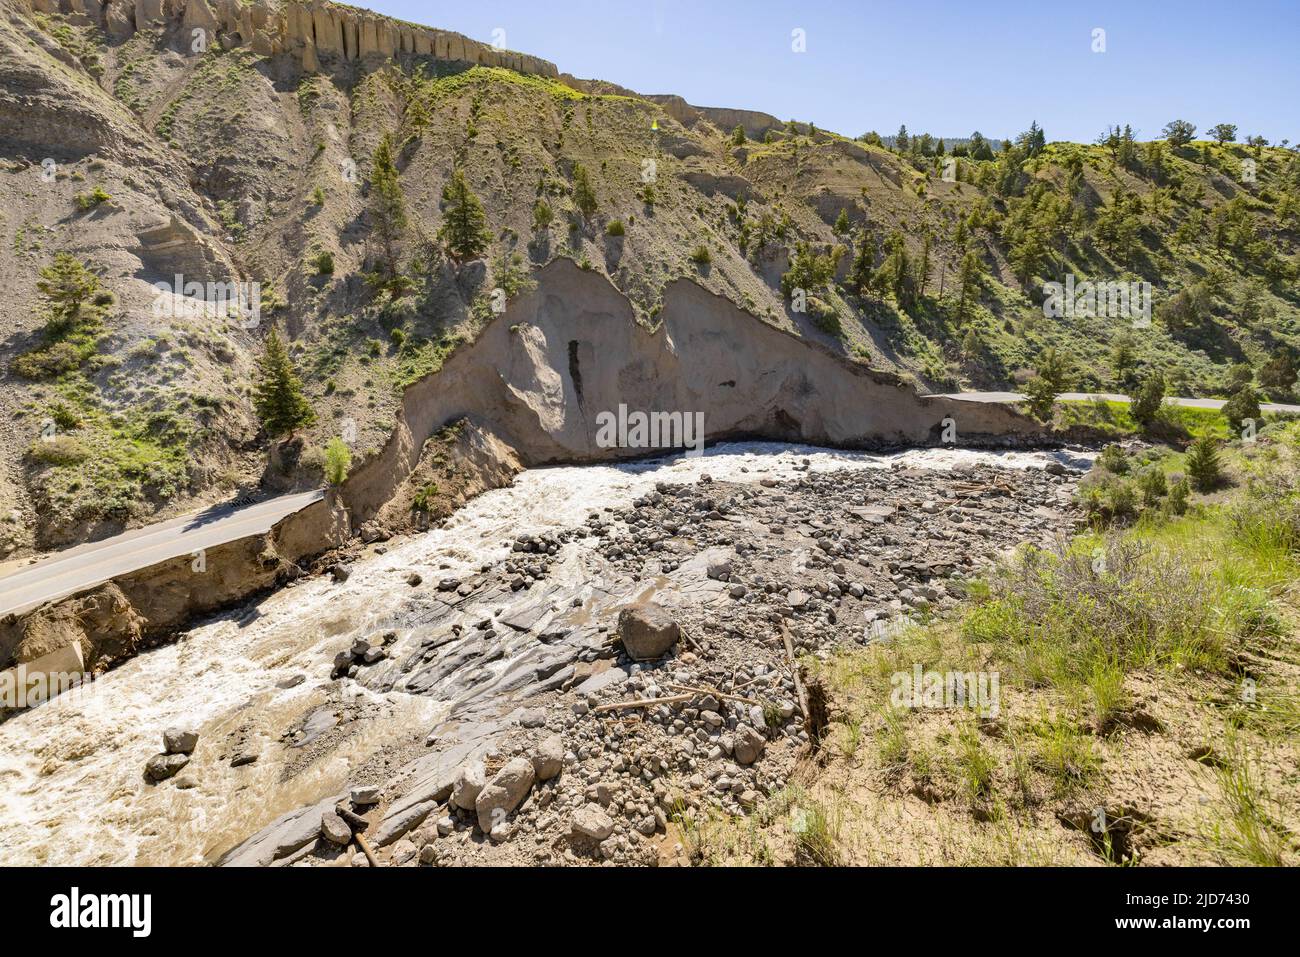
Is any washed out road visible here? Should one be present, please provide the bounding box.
[0,489,323,618]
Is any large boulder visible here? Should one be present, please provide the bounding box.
[617,605,679,662]
[474,757,535,833]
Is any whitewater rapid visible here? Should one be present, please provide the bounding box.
[0,442,1085,865]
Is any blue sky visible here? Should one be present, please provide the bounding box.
[365,0,1299,145]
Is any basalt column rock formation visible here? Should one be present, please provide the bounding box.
[15,0,559,77]
[339,259,1042,524]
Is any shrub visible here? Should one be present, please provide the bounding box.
[312,250,334,275]
[532,198,553,230]
[1221,386,1261,435]
[605,219,625,237]
[965,536,1239,685]
[1131,373,1165,424]
[74,186,111,211]
[1186,436,1224,492]
[1098,443,1129,474]
[1166,476,1191,515]
[48,402,82,432]
[1021,375,1057,421]
[27,435,89,466]
[411,481,439,512]
[11,341,83,379]
[689,244,711,266]
[1138,467,1168,506]
[323,437,351,486]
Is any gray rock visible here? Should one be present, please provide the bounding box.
[451,760,487,811]
[144,753,189,783]
[163,728,199,755]
[571,804,615,841]
[321,810,352,845]
[350,785,381,807]
[707,561,733,582]
[733,725,766,765]
[475,757,536,832]
[617,605,679,661]
[530,734,565,781]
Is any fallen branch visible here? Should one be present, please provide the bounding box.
[665,682,763,707]
[780,624,811,733]
[334,801,380,868]
[593,693,694,713]
[352,831,379,868]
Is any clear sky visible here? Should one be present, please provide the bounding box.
[362,0,1298,146]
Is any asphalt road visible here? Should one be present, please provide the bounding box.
[0,489,324,619]
[938,391,1300,415]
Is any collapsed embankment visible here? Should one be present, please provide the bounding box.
[1,259,1043,693]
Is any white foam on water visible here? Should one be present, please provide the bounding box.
[0,441,1086,865]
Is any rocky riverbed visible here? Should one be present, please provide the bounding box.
[0,442,1090,866]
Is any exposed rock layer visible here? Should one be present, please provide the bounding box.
[12,0,559,77]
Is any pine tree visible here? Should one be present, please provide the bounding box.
[438,168,492,261]
[731,125,746,146]
[253,329,315,439]
[833,209,850,235]
[848,235,874,297]
[1036,346,1071,393]
[369,134,407,278]
[38,253,103,337]
[1131,372,1165,424]
[1186,435,1223,492]
[917,230,931,296]
[895,124,909,152]
[956,250,981,321]
[571,162,598,218]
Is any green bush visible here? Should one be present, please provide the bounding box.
[1021,375,1057,421]
[1138,467,1168,506]
[1131,373,1165,425]
[1222,386,1261,435]
[1186,436,1224,492]
[323,437,351,486]
[1098,443,1129,474]
[605,219,625,237]
[689,244,711,266]
[74,186,111,211]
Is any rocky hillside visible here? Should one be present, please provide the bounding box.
[1,0,1298,556]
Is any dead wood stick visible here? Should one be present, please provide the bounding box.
[334,801,380,867]
[665,682,763,707]
[593,693,694,713]
[352,831,379,868]
[780,625,811,729]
